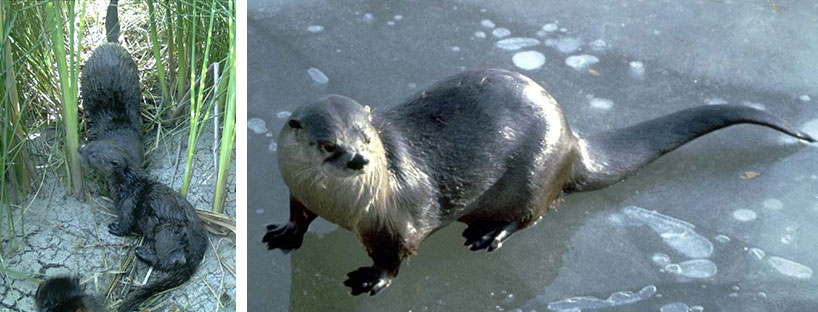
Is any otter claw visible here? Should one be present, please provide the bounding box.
[261,223,303,252]
[108,223,126,236]
[343,267,391,296]
[463,224,517,252]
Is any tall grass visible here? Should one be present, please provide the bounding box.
[213,0,235,213]
[46,0,86,199]
[146,0,234,211]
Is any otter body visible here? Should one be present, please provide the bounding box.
[35,276,103,312]
[263,69,814,295]
[81,42,143,167]
[78,141,207,311]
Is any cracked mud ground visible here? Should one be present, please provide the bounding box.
[1,126,236,311]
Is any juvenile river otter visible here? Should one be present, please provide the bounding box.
[36,276,103,312]
[262,69,815,295]
[78,141,207,311]
[81,42,143,168]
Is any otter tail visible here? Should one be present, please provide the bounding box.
[116,263,199,312]
[106,0,119,43]
[566,105,815,192]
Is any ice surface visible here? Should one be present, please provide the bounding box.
[248,117,268,134]
[704,98,728,105]
[589,97,613,110]
[495,37,541,50]
[492,27,511,38]
[628,61,645,80]
[481,19,495,28]
[394,14,403,21]
[450,46,461,52]
[307,67,329,84]
[660,302,690,312]
[565,54,599,70]
[749,247,766,260]
[802,118,818,139]
[768,256,813,279]
[799,95,811,102]
[276,111,292,119]
[762,198,783,210]
[474,31,487,38]
[307,25,324,33]
[732,209,757,222]
[664,259,718,279]
[512,51,546,70]
[268,141,278,152]
[652,253,671,266]
[362,12,374,23]
[589,39,607,51]
[541,23,558,32]
[742,101,766,110]
[547,285,656,311]
[622,206,713,258]
[714,234,731,244]
[547,37,582,54]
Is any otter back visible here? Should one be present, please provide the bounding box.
[81,43,143,167]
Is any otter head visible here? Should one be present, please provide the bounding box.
[35,276,82,311]
[78,140,131,178]
[278,94,381,180]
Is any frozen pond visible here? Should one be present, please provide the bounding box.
[248,0,818,311]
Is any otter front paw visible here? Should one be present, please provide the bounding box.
[343,267,392,296]
[261,224,304,253]
[108,223,127,236]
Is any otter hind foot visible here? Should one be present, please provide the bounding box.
[108,223,127,236]
[261,223,304,253]
[343,266,392,296]
[463,223,518,252]
[134,246,157,266]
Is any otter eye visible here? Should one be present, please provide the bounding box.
[363,135,371,144]
[111,160,120,167]
[288,120,302,129]
[320,142,337,153]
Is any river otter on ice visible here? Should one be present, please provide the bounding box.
[262,68,814,295]
[78,141,207,311]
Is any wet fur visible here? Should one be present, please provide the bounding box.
[78,141,207,311]
[36,276,103,312]
[81,42,143,168]
[263,68,815,295]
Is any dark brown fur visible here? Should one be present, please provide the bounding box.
[35,276,103,312]
[78,141,207,311]
[263,69,814,296]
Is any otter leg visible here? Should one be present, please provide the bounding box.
[462,222,519,252]
[343,231,406,296]
[134,246,158,266]
[108,195,137,237]
[261,195,316,253]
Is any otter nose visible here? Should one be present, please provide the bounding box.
[347,154,369,170]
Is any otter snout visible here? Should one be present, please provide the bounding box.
[347,154,369,170]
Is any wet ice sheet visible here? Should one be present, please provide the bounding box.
[307,67,329,84]
[620,206,713,259]
[495,37,540,50]
[512,51,546,70]
[768,256,813,279]
[547,285,656,311]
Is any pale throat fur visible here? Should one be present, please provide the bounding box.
[277,117,432,243]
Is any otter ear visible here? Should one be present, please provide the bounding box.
[364,105,372,122]
[288,119,303,129]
